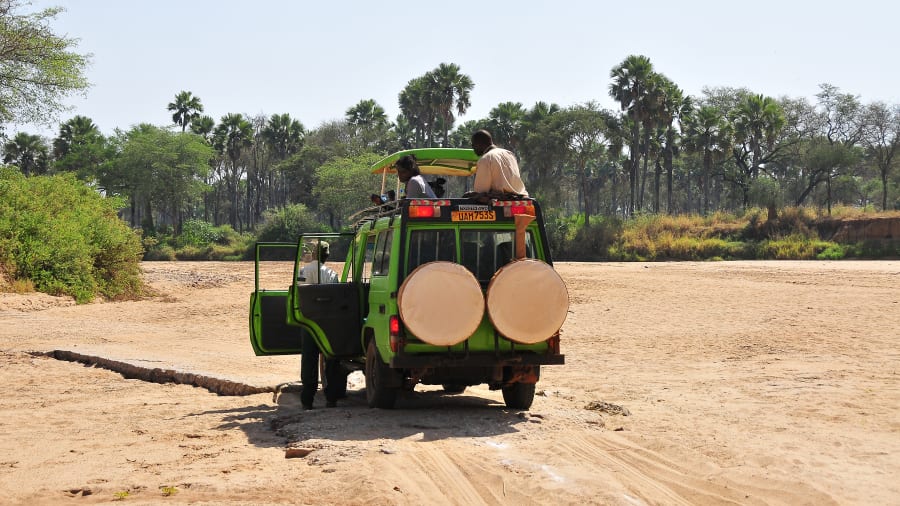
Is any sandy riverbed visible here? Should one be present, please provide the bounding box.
[1,260,898,505]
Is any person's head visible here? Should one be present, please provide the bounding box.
[316,241,330,262]
[395,154,420,183]
[471,129,494,156]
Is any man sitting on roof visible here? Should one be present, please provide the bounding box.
[468,129,528,197]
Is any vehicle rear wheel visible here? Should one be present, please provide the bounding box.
[441,384,466,394]
[501,382,535,410]
[365,340,398,409]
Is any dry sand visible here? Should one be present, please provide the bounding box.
[1,260,898,505]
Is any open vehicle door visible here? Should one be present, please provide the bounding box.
[286,233,365,360]
[249,242,303,355]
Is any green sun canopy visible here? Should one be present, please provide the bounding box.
[371,148,479,177]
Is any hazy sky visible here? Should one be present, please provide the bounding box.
[13,0,900,138]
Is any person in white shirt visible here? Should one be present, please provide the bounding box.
[299,241,339,284]
[470,129,528,196]
[298,241,344,408]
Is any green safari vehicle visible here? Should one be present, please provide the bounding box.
[249,148,568,409]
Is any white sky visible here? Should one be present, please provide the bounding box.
[12,0,900,138]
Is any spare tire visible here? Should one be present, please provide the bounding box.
[486,259,569,344]
[397,261,484,346]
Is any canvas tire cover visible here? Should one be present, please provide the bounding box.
[486,259,569,344]
[398,261,485,346]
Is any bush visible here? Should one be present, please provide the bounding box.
[0,170,144,302]
[256,204,329,243]
[177,219,223,248]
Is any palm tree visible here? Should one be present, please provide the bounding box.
[52,115,105,177]
[728,94,786,207]
[189,115,215,142]
[52,115,99,158]
[399,76,434,147]
[3,132,49,176]
[654,78,690,214]
[486,102,526,153]
[168,91,204,132]
[346,99,387,129]
[262,113,305,160]
[426,63,473,147]
[213,113,253,229]
[683,105,732,214]
[261,113,305,208]
[519,102,565,201]
[609,55,655,216]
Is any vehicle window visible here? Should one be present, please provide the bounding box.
[360,234,376,282]
[460,230,535,283]
[372,230,393,277]
[407,230,456,273]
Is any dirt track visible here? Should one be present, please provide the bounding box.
[1,260,898,505]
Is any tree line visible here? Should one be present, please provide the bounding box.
[2,2,898,238]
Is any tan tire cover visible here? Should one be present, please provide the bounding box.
[398,261,485,346]
[486,259,569,344]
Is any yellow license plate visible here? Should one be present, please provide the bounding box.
[451,210,496,222]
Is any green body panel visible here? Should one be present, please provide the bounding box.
[401,314,549,354]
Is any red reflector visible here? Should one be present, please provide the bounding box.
[408,205,435,218]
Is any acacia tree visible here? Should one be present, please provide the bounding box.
[554,102,614,226]
[791,86,865,211]
[167,91,204,132]
[105,125,212,232]
[313,152,383,229]
[0,1,89,124]
[862,101,900,210]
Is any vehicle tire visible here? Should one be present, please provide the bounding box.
[441,384,466,394]
[365,340,398,409]
[502,382,536,410]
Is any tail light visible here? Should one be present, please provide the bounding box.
[407,199,450,219]
[492,200,535,218]
[389,315,403,352]
[505,204,535,217]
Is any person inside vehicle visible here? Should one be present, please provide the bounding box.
[395,154,437,198]
[299,241,339,284]
[467,129,528,197]
[298,241,346,409]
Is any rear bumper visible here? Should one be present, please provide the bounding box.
[390,352,564,368]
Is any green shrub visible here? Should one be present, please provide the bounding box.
[816,244,846,260]
[177,219,222,248]
[0,171,144,302]
[144,244,176,261]
[256,204,329,243]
